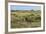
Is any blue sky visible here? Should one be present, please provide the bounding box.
[11,5,41,10]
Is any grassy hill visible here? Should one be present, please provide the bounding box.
[11,10,41,28]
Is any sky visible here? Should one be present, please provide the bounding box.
[11,5,41,10]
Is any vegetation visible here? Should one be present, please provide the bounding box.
[11,10,41,28]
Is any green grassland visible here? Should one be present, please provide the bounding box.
[11,10,41,28]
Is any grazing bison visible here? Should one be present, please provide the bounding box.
[25,17,32,22]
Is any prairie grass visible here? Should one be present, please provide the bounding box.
[11,10,41,28]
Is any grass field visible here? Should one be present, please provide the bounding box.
[11,10,41,28]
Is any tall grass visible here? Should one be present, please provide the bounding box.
[11,10,41,28]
